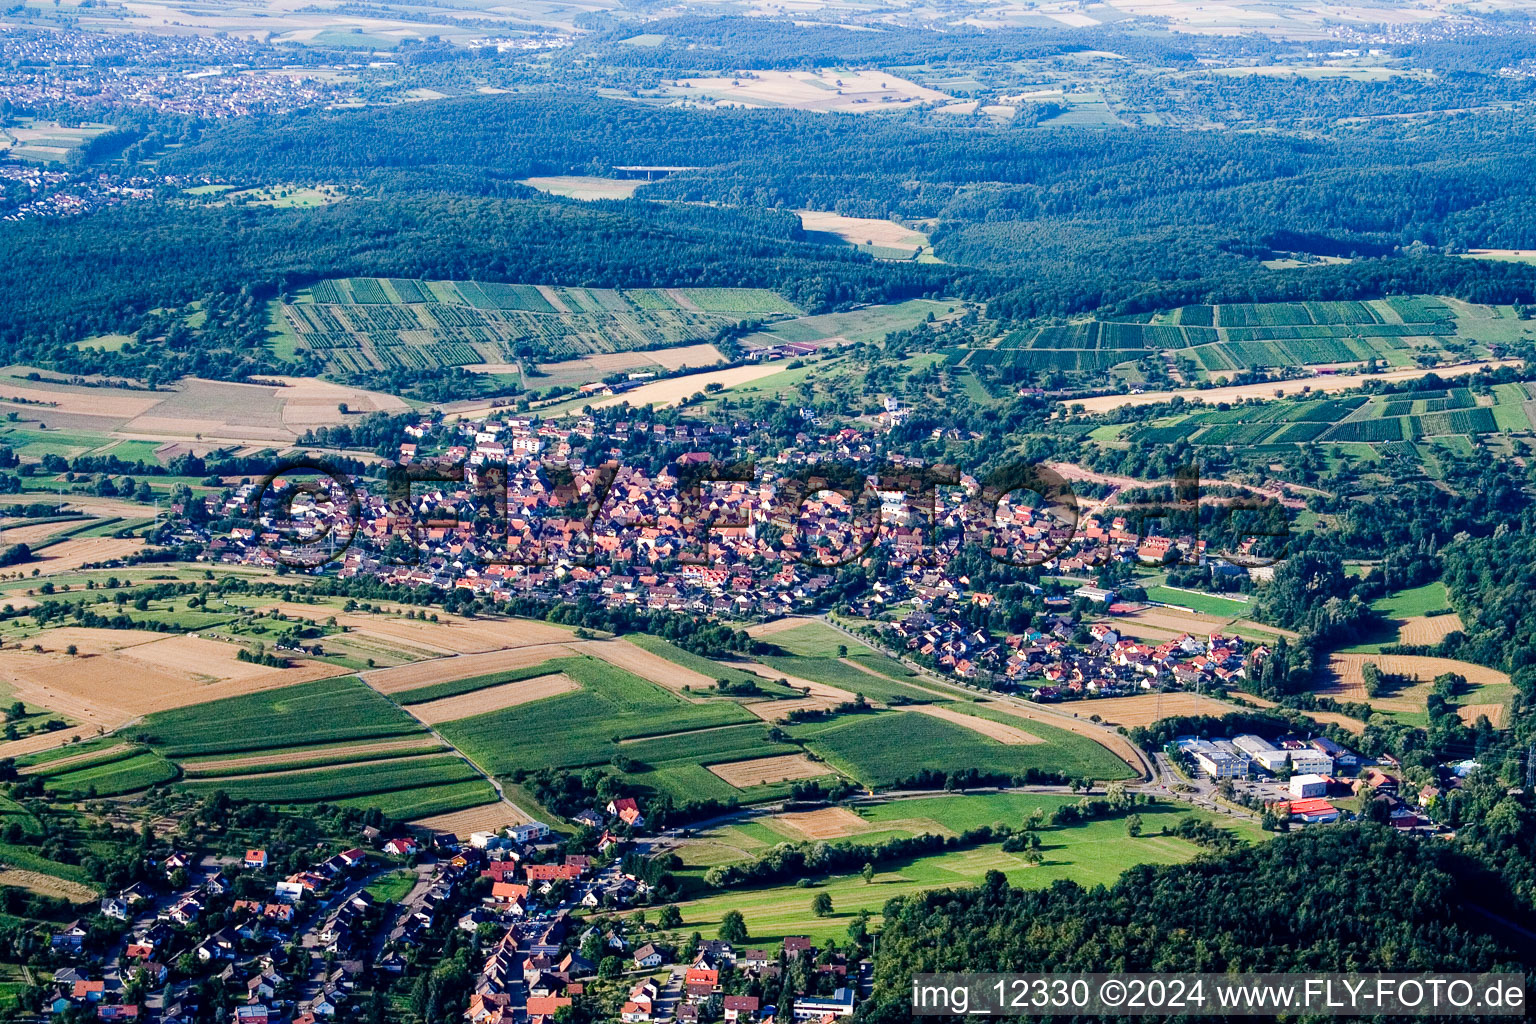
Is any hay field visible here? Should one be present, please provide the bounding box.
[181,737,444,774]
[745,696,835,721]
[0,377,162,421]
[1073,361,1521,413]
[1321,654,1510,708]
[583,639,717,695]
[1399,614,1465,645]
[722,660,860,704]
[1076,692,1243,728]
[363,644,576,693]
[970,700,1148,774]
[902,704,1042,744]
[243,602,576,657]
[0,868,97,902]
[0,628,349,731]
[797,210,928,250]
[1458,703,1506,728]
[101,375,407,445]
[665,69,948,112]
[774,806,870,839]
[519,176,644,200]
[708,753,831,788]
[23,536,146,573]
[409,672,579,724]
[550,364,784,415]
[17,743,131,776]
[411,799,531,834]
[746,616,820,638]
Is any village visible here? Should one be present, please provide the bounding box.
[205,402,1277,712]
[36,791,869,1024]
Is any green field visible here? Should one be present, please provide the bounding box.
[180,753,479,804]
[625,635,800,696]
[331,779,498,820]
[790,709,1134,787]
[436,656,756,775]
[41,751,178,797]
[395,659,581,704]
[366,870,417,903]
[135,676,426,757]
[1143,586,1253,617]
[666,797,1265,944]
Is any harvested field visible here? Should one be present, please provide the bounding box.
[408,672,580,725]
[649,344,726,370]
[901,704,1042,744]
[180,737,445,774]
[1398,614,1466,646]
[0,378,161,420]
[0,727,100,759]
[0,520,93,546]
[971,700,1149,775]
[411,799,531,835]
[746,616,820,638]
[722,660,860,704]
[773,806,870,839]
[797,210,928,251]
[18,742,130,775]
[0,868,97,902]
[708,753,832,788]
[519,176,643,201]
[557,364,784,413]
[1074,692,1243,728]
[24,536,145,573]
[243,603,575,656]
[1458,703,1506,728]
[363,644,575,693]
[0,628,350,731]
[1321,654,1510,709]
[582,639,716,695]
[745,696,834,722]
[663,69,948,112]
[1073,361,1522,414]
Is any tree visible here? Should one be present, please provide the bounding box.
[598,956,624,979]
[718,909,749,944]
[1126,814,1143,838]
[657,905,682,929]
[811,892,833,917]
[861,862,875,884]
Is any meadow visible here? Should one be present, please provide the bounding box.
[665,795,1266,944]
[789,708,1135,787]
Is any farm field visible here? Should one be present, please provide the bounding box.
[656,69,948,112]
[518,176,645,200]
[0,369,407,446]
[666,796,1265,944]
[282,278,800,374]
[1072,360,1520,414]
[1319,653,1512,727]
[789,707,1136,787]
[796,210,930,259]
[480,343,725,388]
[0,627,352,745]
[134,676,426,757]
[737,299,958,352]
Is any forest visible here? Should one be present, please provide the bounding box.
[862,826,1531,1022]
